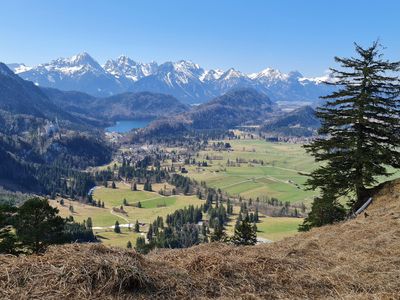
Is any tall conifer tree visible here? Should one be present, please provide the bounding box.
[302,41,400,230]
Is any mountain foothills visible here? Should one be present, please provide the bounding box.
[8,52,335,104]
[137,89,275,140]
[261,105,320,137]
[42,88,189,121]
[0,63,110,193]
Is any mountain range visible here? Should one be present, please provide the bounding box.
[0,62,191,130]
[8,52,335,104]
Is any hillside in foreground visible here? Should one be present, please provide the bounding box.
[1,179,400,299]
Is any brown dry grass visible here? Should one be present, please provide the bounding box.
[1,179,400,299]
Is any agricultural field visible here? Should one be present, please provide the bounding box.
[185,139,318,205]
[92,183,203,225]
[225,205,303,241]
[256,216,303,241]
[94,228,141,248]
[51,183,204,247]
[50,139,326,248]
[52,181,303,246]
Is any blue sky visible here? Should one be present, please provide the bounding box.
[1,0,400,76]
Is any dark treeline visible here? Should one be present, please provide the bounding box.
[169,173,193,195]
[135,205,204,253]
[0,132,110,202]
[118,156,169,184]
[35,164,95,200]
[133,128,234,146]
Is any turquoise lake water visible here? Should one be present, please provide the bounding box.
[105,119,152,133]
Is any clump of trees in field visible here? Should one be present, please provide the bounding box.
[135,186,259,254]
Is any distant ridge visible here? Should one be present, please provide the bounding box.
[43,88,190,121]
[137,88,274,139]
[8,53,335,103]
[261,105,320,137]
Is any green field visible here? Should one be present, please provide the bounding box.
[256,216,303,241]
[51,185,204,247]
[94,227,141,248]
[53,184,204,228]
[186,139,318,205]
[140,197,177,208]
[53,199,120,227]
[224,205,303,241]
[93,182,155,206]
[51,138,400,248]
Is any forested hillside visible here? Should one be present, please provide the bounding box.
[43,88,190,121]
[0,64,112,196]
[261,105,320,137]
[136,88,274,140]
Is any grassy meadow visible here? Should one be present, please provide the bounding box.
[224,205,303,241]
[185,139,318,205]
[51,138,326,248]
[51,183,204,247]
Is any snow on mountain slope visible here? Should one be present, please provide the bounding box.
[128,60,216,103]
[248,67,289,83]
[11,53,127,96]
[199,69,224,82]
[299,70,337,85]
[103,55,158,81]
[10,53,335,103]
[7,63,33,74]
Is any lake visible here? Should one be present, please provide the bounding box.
[105,119,152,133]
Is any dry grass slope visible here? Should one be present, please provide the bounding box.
[1,179,400,299]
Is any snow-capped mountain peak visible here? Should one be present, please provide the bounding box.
[68,52,98,66]
[220,68,244,80]
[299,70,337,85]
[173,60,201,70]
[248,68,289,81]
[7,63,33,74]
[39,52,104,76]
[103,55,158,81]
[154,60,205,86]
[199,69,224,82]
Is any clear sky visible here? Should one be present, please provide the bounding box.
[1,0,400,76]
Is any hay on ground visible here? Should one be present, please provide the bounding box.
[1,179,400,299]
